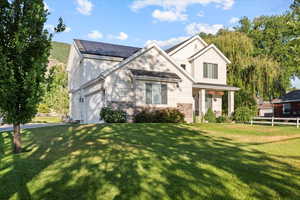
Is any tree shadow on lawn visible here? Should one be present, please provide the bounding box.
[0,124,300,200]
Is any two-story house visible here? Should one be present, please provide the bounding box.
[67,35,239,123]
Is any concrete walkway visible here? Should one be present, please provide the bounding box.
[0,123,66,132]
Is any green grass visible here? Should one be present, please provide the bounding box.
[31,116,62,123]
[0,123,300,200]
[50,41,70,64]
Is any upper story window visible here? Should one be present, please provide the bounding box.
[203,63,218,79]
[180,64,186,70]
[79,97,84,103]
[146,83,167,105]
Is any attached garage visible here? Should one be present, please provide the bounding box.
[84,91,104,124]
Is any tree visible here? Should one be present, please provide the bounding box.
[0,0,65,153]
[203,31,280,110]
[235,1,300,94]
[39,64,69,116]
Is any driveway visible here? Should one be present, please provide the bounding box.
[0,123,66,132]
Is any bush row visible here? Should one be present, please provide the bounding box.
[100,107,185,123]
[99,106,255,124]
[134,108,185,123]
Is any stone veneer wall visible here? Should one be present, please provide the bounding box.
[176,103,193,123]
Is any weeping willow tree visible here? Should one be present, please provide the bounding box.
[236,0,300,94]
[202,31,280,109]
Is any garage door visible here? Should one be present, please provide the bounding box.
[85,92,103,124]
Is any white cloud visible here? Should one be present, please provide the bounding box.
[45,24,55,32]
[117,32,128,40]
[197,11,204,17]
[88,30,103,40]
[76,0,93,15]
[108,32,129,40]
[44,2,52,12]
[64,27,72,33]
[131,0,234,11]
[185,23,224,35]
[229,17,239,24]
[131,0,234,22]
[152,9,187,22]
[145,36,188,48]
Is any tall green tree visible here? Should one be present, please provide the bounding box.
[236,0,300,94]
[0,0,65,153]
[202,31,280,110]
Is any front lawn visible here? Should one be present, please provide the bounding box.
[30,116,62,123]
[0,123,299,200]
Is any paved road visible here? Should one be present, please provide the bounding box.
[0,123,66,132]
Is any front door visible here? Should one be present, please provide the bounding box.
[205,93,213,113]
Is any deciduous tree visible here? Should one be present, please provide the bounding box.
[0,0,64,153]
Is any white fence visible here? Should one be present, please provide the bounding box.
[250,117,299,128]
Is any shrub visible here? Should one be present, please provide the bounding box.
[100,107,127,123]
[133,110,154,123]
[234,106,255,122]
[134,108,185,123]
[204,108,216,123]
[216,115,231,123]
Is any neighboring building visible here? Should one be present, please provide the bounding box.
[258,101,274,117]
[273,90,300,117]
[67,35,239,124]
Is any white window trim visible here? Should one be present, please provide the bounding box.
[145,82,168,105]
[203,62,218,80]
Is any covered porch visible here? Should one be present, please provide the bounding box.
[193,83,240,117]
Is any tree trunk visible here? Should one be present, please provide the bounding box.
[13,123,22,153]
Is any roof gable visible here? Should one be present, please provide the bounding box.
[80,43,196,89]
[166,35,208,56]
[74,39,141,59]
[188,44,231,64]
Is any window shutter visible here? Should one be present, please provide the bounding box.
[203,63,208,78]
[146,83,152,104]
[161,84,168,104]
[214,64,218,79]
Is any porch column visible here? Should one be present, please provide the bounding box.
[199,89,206,117]
[228,91,235,116]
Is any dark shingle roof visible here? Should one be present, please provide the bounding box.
[282,90,300,101]
[129,69,181,80]
[74,39,141,59]
[165,38,190,53]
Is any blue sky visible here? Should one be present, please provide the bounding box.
[45,0,299,87]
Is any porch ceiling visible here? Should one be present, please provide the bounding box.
[193,82,240,91]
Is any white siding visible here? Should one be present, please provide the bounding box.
[169,38,207,77]
[67,44,82,91]
[170,38,206,60]
[192,47,227,85]
[70,91,83,121]
[81,58,121,86]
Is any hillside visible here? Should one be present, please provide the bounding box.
[50,41,71,65]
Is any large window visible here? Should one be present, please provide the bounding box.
[203,63,218,79]
[146,83,167,104]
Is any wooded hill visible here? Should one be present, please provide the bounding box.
[50,41,70,65]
